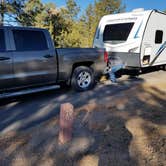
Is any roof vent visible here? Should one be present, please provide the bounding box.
[132,8,144,12]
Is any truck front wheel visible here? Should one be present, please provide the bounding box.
[71,66,95,91]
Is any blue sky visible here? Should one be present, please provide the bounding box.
[42,0,166,13]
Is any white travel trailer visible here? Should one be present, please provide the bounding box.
[93,9,166,70]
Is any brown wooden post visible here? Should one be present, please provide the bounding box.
[58,103,74,145]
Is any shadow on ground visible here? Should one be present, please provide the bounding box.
[0,75,165,166]
[0,77,143,133]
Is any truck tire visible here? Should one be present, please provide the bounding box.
[71,66,95,91]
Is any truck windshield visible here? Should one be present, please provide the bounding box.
[103,22,134,44]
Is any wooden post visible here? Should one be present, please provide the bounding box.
[58,103,74,145]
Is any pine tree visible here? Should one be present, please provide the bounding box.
[80,0,125,47]
[0,0,126,48]
[66,0,80,20]
[16,0,43,26]
[57,0,81,47]
[0,0,24,25]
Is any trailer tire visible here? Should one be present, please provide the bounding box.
[71,66,95,91]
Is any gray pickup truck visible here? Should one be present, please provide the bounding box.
[0,26,105,98]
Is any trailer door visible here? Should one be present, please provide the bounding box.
[141,12,166,66]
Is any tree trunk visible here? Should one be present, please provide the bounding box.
[0,0,4,25]
[0,13,4,25]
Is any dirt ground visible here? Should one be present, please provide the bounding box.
[0,71,166,166]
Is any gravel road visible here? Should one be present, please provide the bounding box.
[0,69,165,166]
[0,70,165,134]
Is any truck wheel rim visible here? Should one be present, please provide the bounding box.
[77,71,91,88]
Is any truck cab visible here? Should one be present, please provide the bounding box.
[0,26,58,91]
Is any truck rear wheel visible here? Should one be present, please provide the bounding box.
[71,66,95,91]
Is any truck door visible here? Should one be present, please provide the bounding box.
[10,28,57,88]
[0,28,13,90]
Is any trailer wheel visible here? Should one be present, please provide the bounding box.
[71,66,95,91]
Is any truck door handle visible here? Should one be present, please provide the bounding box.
[0,57,10,61]
[44,55,54,58]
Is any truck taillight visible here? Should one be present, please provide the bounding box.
[104,51,109,63]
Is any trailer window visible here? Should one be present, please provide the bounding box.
[0,29,6,51]
[103,23,134,44]
[155,30,163,44]
[13,30,48,51]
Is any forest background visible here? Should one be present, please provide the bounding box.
[0,0,139,47]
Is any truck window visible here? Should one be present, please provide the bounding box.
[103,23,134,44]
[0,29,6,51]
[13,30,48,51]
[155,30,163,44]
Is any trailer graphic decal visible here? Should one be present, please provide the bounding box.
[150,41,166,65]
[156,41,166,56]
[134,20,143,38]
